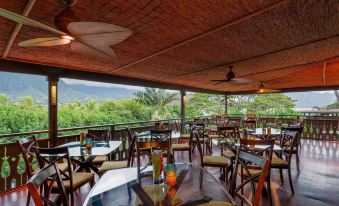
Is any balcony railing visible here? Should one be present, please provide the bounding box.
[0,114,337,193]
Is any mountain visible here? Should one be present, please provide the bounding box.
[285,92,336,108]
[0,72,138,104]
[0,72,337,108]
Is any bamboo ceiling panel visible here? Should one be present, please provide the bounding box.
[0,0,338,93]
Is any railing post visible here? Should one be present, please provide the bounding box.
[47,74,59,147]
[224,94,228,114]
[180,90,186,133]
[110,125,115,140]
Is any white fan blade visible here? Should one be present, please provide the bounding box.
[18,37,71,47]
[68,22,132,46]
[71,41,116,61]
[68,22,131,35]
[232,77,253,84]
[0,8,65,35]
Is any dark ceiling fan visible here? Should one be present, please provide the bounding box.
[210,65,253,85]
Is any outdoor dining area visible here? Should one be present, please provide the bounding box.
[0,0,338,205]
[12,117,306,206]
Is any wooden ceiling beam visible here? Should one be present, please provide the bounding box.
[110,0,288,73]
[2,0,36,58]
[322,62,327,86]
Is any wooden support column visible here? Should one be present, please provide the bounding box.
[180,90,186,132]
[224,95,228,115]
[47,75,59,147]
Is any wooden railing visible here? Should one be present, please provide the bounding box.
[0,114,337,193]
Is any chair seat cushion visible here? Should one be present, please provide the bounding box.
[53,172,94,191]
[271,157,288,167]
[180,134,190,139]
[203,156,228,166]
[91,155,107,164]
[98,160,128,174]
[222,149,236,160]
[172,143,190,150]
[201,201,234,206]
[238,167,262,177]
[57,162,68,172]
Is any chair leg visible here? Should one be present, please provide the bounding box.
[188,150,192,163]
[296,153,300,173]
[70,192,74,206]
[279,168,284,184]
[26,192,30,206]
[267,179,273,206]
[288,168,294,194]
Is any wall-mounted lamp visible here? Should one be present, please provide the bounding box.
[50,82,57,106]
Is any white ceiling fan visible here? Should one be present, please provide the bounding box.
[210,65,254,85]
[0,0,132,61]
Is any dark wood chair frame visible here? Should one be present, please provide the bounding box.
[34,146,94,206]
[194,130,232,184]
[27,162,68,206]
[272,130,299,194]
[172,125,193,162]
[239,139,275,206]
[229,148,270,206]
[280,126,303,172]
[17,135,39,206]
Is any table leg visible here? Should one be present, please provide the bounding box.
[72,156,99,174]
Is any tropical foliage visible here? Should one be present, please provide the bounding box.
[0,88,301,142]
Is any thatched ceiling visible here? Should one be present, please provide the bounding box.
[0,0,338,94]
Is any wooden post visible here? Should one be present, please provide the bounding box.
[224,95,228,115]
[47,75,59,147]
[180,90,186,133]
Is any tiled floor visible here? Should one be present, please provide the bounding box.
[0,139,338,206]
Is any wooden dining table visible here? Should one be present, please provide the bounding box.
[83,163,236,206]
[58,140,122,174]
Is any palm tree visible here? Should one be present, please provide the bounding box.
[134,88,177,119]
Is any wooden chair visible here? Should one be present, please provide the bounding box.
[150,129,172,144]
[238,139,275,206]
[194,130,231,183]
[241,119,257,130]
[192,124,210,155]
[172,125,193,162]
[229,148,270,206]
[271,130,298,194]
[27,162,68,206]
[87,129,110,165]
[98,134,137,176]
[136,139,172,179]
[17,136,68,206]
[34,146,94,206]
[279,126,303,172]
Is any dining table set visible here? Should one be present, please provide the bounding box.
[18,121,303,206]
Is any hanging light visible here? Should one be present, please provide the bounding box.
[257,82,265,93]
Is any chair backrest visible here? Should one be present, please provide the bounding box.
[17,136,38,177]
[34,146,73,191]
[136,140,171,176]
[241,119,257,130]
[217,126,237,138]
[280,130,298,164]
[88,129,110,141]
[27,162,68,206]
[229,149,270,206]
[193,130,207,163]
[150,129,172,144]
[126,134,137,167]
[239,139,274,170]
